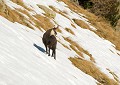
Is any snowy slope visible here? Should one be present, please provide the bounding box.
[0,16,97,85]
[0,0,120,85]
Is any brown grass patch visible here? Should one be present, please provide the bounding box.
[0,0,6,13]
[107,69,119,83]
[33,14,54,31]
[0,2,54,31]
[92,21,120,50]
[37,5,56,19]
[69,57,118,85]
[56,28,62,33]
[64,37,95,62]
[65,28,75,35]
[73,19,90,29]
[70,45,83,57]
[1,6,35,29]
[0,1,37,29]
[16,8,30,17]
[16,9,45,30]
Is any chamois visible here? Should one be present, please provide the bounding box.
[42,26,59,59]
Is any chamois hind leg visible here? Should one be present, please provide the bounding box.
[48,48,50,56]
[54,50,56,60]
[52,49,56,60]
[52,50,54,57]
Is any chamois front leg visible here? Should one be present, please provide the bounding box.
[45,45,48,54]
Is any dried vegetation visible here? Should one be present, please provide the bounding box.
[69,57,118,85]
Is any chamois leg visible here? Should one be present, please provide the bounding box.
[52,50,54,57]
[48,48,50,56]
[45,45,48,54]
[54,50,56,60]
[52,49,56,60]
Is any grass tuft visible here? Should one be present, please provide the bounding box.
[65,28,75,35]
[73,19,90,29]
[64,37,95,62]
[37,5,56,19]
[11,0,32,11]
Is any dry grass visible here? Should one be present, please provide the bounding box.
[65,28,75,35]
[7,8,35,29]
[69,57,118,85]
[33,14,54,31]
[73,19,90,29]
[107,69,119,83]
[0,6,25,24]
[56,28,62,33]
[0,1,54,30]
[0,3,54,31]
[0,1,36,29]
[64,37,95,62]
[92,21,120,50]
[11,0,32,11]
[16,9,44,30]
[70,44,84,57]
[17,8,30,16]
[37,5,56,19]
[0,0,6,13]
[17,8,54,30]
[71,23,76,28]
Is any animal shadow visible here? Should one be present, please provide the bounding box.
[33,43,45,53]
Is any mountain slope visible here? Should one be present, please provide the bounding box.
[0,15,97,85]
[0,0,120,85]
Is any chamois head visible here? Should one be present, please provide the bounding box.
[50,25,59,36]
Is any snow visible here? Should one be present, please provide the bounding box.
[5,0,23,9]
[0,0,120,85]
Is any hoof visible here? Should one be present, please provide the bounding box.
[45,52,48,54]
